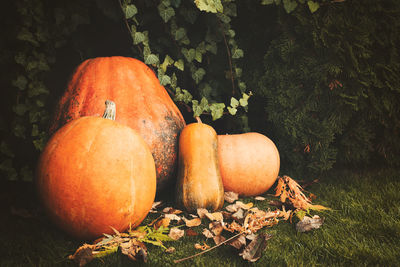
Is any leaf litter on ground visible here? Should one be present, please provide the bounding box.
[69,175,329,265]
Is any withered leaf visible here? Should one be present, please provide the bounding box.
[168,227,185,240]
[202,228,214,238]
[186,228,199,236]
[228,234,246,250]
[213,234,226,245]
[165,247,176,253]
[224,191,239,203]
[235,201,254,210]
[239,233,272,262]
[183,217,202,227]
[154,217,171,229]
[205,211,224,222]
[150,201,163,212]
[231,208,245,222]
[296,215,324,232]
[209,221,224,236]
[197,208,209,219]
[68,244,95,267]
[194,242,210,250]
[164,213,182,222]
[254,196,266,201]
[225,204,239,213]
[120,239,148,262]
[162,207,183,214]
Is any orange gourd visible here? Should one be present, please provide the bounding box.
[49,56,185,191]
[218,132,280,196]
[37,100,156,240]
[175,118,224,213]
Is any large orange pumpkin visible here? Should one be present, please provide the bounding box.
[49,56,185,191]
[37,100,156,240]
[217,132,280,196]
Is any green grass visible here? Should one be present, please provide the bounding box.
[1,168,399,266]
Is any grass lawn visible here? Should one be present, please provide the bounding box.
[1,168,399,266]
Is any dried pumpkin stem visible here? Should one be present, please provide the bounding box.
[102,100,116,120]
[195,116,202,123]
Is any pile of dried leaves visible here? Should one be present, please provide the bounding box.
[69,176,329,266]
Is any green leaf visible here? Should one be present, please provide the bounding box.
[12,75,28,90]
[174,59,184,71]
[195,50,203,63]
[158,5,175,22]
[0,141,15,158]
[239,93,250,107]
[261,0,274,5]
[232,48,244,59]
[174,87,193,103]
[182,48,196,62]
[174,28,186,41]
[227,106,237,115]
[238,82,247,92]
[161,55,174,72]
[145,54,159,65]
[307,1,320,13]
[13,104,29,116]
[194,0,223,13]
[210,103,225,120]
[206,42,218,54]
[192,68,206,84]
[31,124,39,137]
[283,0,298,13]
[230,97,239,108]
[125,4,138,19]
[133,32,146,45]
[159,73,171,86]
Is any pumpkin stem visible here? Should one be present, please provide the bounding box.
[103,100,116,120]
[195,116,202,123]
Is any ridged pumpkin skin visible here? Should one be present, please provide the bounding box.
[218,132,280,196]
[37,114,156,240]
[175,120,224,213]
[49,56,185,191]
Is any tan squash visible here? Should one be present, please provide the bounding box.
[218,132,280,196]
[175,117,224,213]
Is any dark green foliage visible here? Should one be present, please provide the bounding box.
[242,0,400,176]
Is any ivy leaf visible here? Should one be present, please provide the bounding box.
[174,59,184,71]
[210,103,225,120]
[238,82,247,92]
[239,93,250,107]
[133,32,146,45]
[195,50,203,63]
[174,87,192,103]
[145,54,159,65]
[230,97,239,108]
[12,75,28,90]
[227,106,237,115]
[261,0,274,5]
[13,104,29,116]
[158,5,175,22]
[182,48,196,62]
[194,0,223,13]
[206,42,218,54]
[125,4,138,19]
[192,68,206,84]
[283,0,298,13]
[232,48,244,59]
[161,55,174,72]
[174,28,186,41]
[307,1,320,13]
[159,73,171,86]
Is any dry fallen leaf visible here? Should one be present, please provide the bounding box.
[165,247,176,254]
[120,239,148,262]
[150,201,163,213]
[209,221,224,236]
[231,208,245,222]
[239,233,272,262]
[254,196,266,201]
[168,227,185,240]
[224,191,239,203]
[202,228,214,239]
[186,228,199,236]
[225,204,239,213]
[162,207,183,214]
[68,244,95,267]
[183,217,202,227]
[235,201,254,210]
[296,215,324,232]
[154,217,171,229]
[227,234,246,250]
[164,213,182,222]
[205,211,224,222]
[194,242,210,250]
[197,208,209,219]
[213,234,226,245]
